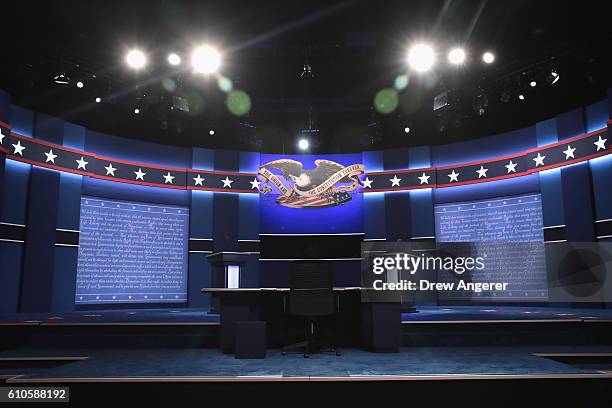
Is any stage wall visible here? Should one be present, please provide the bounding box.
[0,87,611,313]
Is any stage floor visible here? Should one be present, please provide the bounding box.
[2,345,612,382]
[1,305,612,325]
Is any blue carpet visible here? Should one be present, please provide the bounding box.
[2,345,611,380]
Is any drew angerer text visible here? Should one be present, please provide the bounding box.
[372,279,509,292]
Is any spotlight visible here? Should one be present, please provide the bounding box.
[209,129,215,136]
[448,48,466,65]
[530,80,537,87]
[134,108,140,114]
[95,97,102,103]
[53,73,70,85]
[518,94,525,101]
[546,70,560,85]
[76,81,84,88]
[191,45,221,74]
[472,92,489,116]
[298,138,309,151]
[407,44,435,72]
[482,52,495,64]
[168,53,181,66]
[404,127,410,134]
[126,49,147,69]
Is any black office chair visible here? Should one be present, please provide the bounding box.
[281,260,341,358]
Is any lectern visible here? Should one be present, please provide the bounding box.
[206,252,251,312]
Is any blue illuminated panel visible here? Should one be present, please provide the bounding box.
[435,193,547,301]
[75,197,189,304]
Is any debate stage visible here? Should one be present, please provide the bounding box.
[1,306,611,406]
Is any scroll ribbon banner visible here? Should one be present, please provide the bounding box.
[257,163,365,200]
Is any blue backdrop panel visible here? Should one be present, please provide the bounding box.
[557,109,595,241]
[238,151,260,241]
[2,105,33,225]
[52,121,86,312]
[383,149,411,240]
[0,242,23,313]
[363,151,385,239]
[259,153,363,234]
[75,197,189,304]
[188,148,215,307]
[20,113,63,312]
[536,118,565,228]
[409,146,434,238]
[586,100,611,221]
[188,253,211,308]
[213,150,239,251]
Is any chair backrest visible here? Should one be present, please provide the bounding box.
[288,261,335,317]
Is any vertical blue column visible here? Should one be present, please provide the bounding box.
[409,146,434,239]
[557,109,595,241]
[212,150,240,252]
[189,148,214,308]
[20,113,63,312]
[238,151,260,288]
[587,99,611,222]
[536,118,565,229]
[0,106,33,313]
[383,148,411,241]
[363,151,386,240]
[52,121,85,312]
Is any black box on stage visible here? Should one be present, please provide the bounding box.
[235,321,267,359]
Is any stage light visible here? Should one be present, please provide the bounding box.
[134,108,140,114]
[298,138,309,151]
[191,45,221,74]
[53,73,70,85]
[168,53,181,66]
[209,129,215,136]
[472,92,489,116]
[404,127,410,134]
[546,70,560,85]
[448,48,466,65]
[530,80,537,87]
[407,44,435,72]
[518,94,525,101]
[76,81,84,88]
[482,52,495,64]
[95,97,102,103]
[126,49,147,69]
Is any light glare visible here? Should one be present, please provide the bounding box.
[191,46,221,74]
[126,49,147,69]
[448,48,466,65]
[482,52,495,64]
[168,53,181,66]
[407,44,435,72]
[298,138,309,150]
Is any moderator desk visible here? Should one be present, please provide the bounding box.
[201,287,403,353]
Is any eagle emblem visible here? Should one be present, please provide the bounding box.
[257,159,365,208]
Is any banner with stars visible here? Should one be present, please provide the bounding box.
[0,122,610,194]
